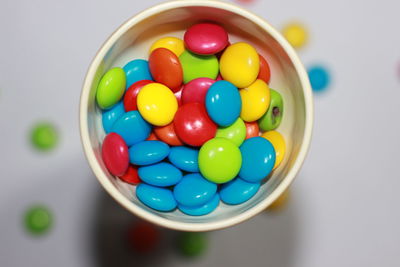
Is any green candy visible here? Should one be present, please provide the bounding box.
[31,122,58,151]
[216,118,246,146]
[96,67,126,109]
[258,89,284,131]
[199,138,242,184]
[177,232,207,257]
[179,50,219,83]
[24,205,52,235]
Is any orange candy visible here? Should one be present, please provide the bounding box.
[258,54,271,84]
[154,123,184,146]
[244,122,260,139]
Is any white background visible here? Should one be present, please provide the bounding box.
[0,0,399,266]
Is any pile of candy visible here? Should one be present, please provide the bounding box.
[97,23,286,216]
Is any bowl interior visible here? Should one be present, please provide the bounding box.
[81,1,310,230]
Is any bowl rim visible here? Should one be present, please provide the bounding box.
[79,0,314,232]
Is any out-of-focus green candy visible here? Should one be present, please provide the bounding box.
[177,232,207,257]
[31,122,58,151]
[96,67,126,109]
[198,138,241,184]
[215,118,246,146]
[24,205,53,235]
[179,50,218,83]
[258,89,284,131]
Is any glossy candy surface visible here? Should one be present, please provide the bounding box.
[119,165,141,184]
[123,80,153,111]
[137,83,178,126]
[245,122,259,139]
[173,103,217,147]
[96,67,126,109]
[168,146,199,172]
[198,138,242,184]
[146,132,159,141]
[179,50,219,83]
[258,54,271,83]
[258,89,284,131]
[136,183,177,212]
[123,59,152,88]
[111,111,151,146]
[138,162,182,187]
[215,118,246,146]
[184,23,229,55]
[173,173,217,207]
[154,123,184,146]
[129,141,170,166]
[149,48,183,92]
[261,131,286,169]
[240,79,270,122]
[220,178,260,205]
[179,194,220,216]
[205,80,241,126]
[220,42,259,88]
[239,137,275,182]
[102,133,129,176]
[149,37,185,57]
[102,101,125,133]
[181,77,214,105]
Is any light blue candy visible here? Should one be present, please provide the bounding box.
[173,173,217,207]
[138,162,182,187]
[179,194,220,216]
[205,80,241,127]
[168,146,199,172]
[102,101,125,133]
[239,137,276,183]
[136,183,177,212]
[220,178,260,205]
[123,59,153,89]
[129,141,170,166]
[111,111,151,146]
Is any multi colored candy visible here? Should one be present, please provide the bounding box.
[96,22,288,216]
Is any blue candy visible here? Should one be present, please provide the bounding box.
[138,162,182,187]
[129,141,170,165]
[239,137,275,182]
[136,183,177,212]
[123,59,153,88]
[111,111,151,146]
[173,173,217,207]
[179,194,220,216]
[205,80,241,127]
[220,178,260,205]
[168,146,199,172]
[102,101,125,133]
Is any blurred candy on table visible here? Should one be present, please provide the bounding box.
[177,232,207,257]
[282,22,308,49]
[24,205,52,236]
[30,122,59,151]
[128,221,160,253]
[308,65,331,92]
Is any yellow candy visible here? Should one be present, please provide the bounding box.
[268,189,289,211]
[220,42,260,88]
[261,130,286,169]
[239,79,270,122]
[149,37,185,57]
[282,23,308,49]
[137,83,178,126]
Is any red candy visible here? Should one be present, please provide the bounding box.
[119,165,141,184]
[184,23,229,55]
[174,86,183,106]
[102,133,129,176]
[128,221,160,253]
[258,54,271,84]
[245,122,260,139]
[146,132,159,141]
[181,77,215,105]
[154,123,184,146]
[173,102,217,146]
[149,48,183,92]
[123,80,153,111]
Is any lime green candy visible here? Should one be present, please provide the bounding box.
[199,138,242,184]
[31,122,58,151]
[24,205,53,235]
[177,232,207,257]
[179,50,219,83]
[96,67,126,109]
[258,89,284,131]
[216,118,246,146]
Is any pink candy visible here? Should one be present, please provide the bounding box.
[184,23,229,55]
[181,77,215,105]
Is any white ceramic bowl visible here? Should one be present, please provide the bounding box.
[80,0,313,232]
